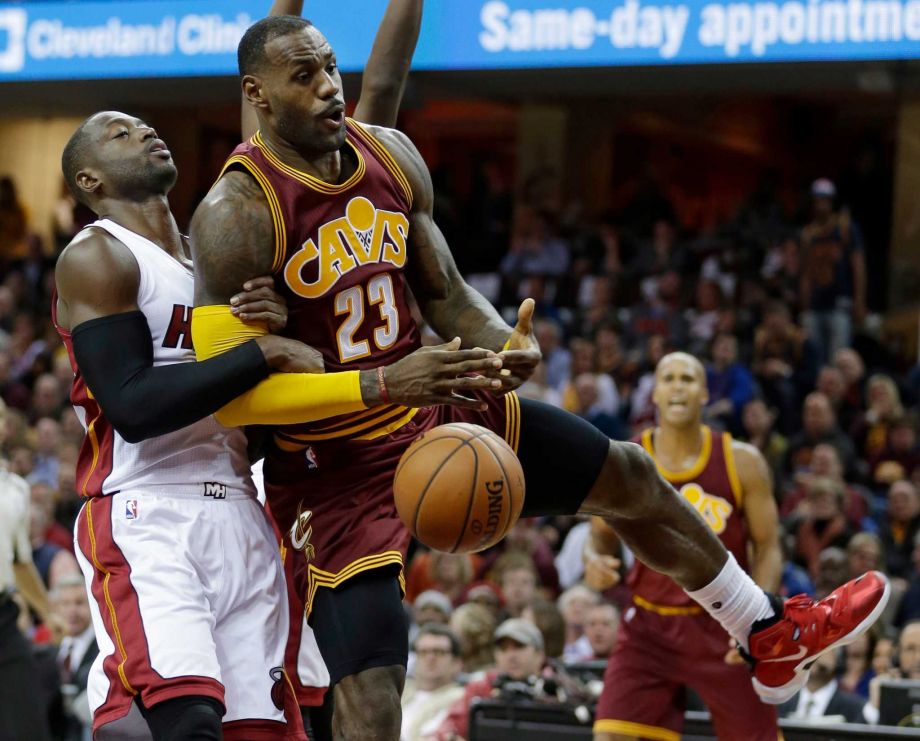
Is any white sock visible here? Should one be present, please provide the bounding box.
[685,552,775,651]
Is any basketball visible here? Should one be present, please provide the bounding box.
[394,423,525,554]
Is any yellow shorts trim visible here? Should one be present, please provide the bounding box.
[633,594,702,616]
[305,551,404,615]
[593,719,680,741]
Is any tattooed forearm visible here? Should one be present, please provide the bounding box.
[190,171,275,306]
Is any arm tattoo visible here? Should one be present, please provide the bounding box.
[381,128,513,350]
[191,171,275,306]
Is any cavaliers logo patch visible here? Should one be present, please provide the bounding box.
[289,502,316,562]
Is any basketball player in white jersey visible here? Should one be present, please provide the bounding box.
[53,4,440,739]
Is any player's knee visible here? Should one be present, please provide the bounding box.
[141,695,223,741]
[334,665,403,739]
[594,441,661,517]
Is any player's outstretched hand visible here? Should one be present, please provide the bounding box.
[384,337,503,410]
[496,298,542,393]
[255,336,325,374]
[231,276,288,333]
[584,554,622,591]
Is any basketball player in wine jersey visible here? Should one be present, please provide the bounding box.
[189,16,890,740]
[587,352,782,741]
[53,3,450,739]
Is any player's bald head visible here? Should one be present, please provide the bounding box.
[655,352,705,383]
[238,15,315,77]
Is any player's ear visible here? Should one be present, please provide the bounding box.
[75,168,101,201]
[242,74,270,112]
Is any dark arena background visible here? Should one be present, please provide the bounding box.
[2,1,920,739]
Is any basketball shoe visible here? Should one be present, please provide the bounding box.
[744,571,890,704]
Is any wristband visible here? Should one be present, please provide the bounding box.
[377,366,392,404]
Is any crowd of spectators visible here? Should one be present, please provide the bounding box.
[3,159,920,740]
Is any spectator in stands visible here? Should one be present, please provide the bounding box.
[488,522,559,596]
[49,574,96,741]
[556,585,599,662]
[459,582,503,621]
[800,178,866,363]
[431,619,547,741]
[761,234,801,310]
[30,417,61,488]
[741,399,787,497]
[704,333,755,434]
[521,599,565,660]
[448,603,496,677]
[880,480,920,582]
[413,591,454,634]
[405,551,476,605]
[575,275,620,341]
[817,364,858,432]
[628,334,669,432]
[580,602,620,661]
[561,339,618,419]
[402,624,464,741]
[851,373,905,461]
[0,176,29,261]
[752,301,812,434]
[839,632,876,699]
[29,481,78,586]
[553,518,592,591]
[30,375,65,424]
[0,349,30,411]
[867,414,920,491]
[780,443,867,531]
[894,533,920,626]
[834,347,866,411]
[846,533,883,581]
[494,552,539,619]
[626,270,687,352]
[534,319,570,392]
[784,392,857,482]
[792,478,854,579]
[868,622,920,719]
[571,374,625,439]
[778,648,870,723]
[500,208,570,289]
[686,279,724,356]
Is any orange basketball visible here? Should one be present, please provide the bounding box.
[394,423,526,554]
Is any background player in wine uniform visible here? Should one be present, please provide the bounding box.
[189,16,889,741]
[586,352,782,741]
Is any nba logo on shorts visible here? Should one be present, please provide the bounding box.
[125,500,139,520]
[305,446,318,470]
[0,9,27,73]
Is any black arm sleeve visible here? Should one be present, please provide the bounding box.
[71,311,269,443]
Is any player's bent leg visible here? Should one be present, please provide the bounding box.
[310,567,408,741]
[138,696,224,741]
[333,665,404,741]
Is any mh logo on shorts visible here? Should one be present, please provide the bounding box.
[0,9,26,74]
[203,482,227,499]
[125,500,138,520]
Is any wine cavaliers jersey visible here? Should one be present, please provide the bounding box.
[628,426,749,610]
[220,119,421,449]
[53,219,255,499]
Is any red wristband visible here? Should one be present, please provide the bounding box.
[376,366,391,404]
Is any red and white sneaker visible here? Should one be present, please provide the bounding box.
[745,571,890,705]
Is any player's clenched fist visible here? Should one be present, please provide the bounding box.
[584,554,622,591]
[379,337,503,410]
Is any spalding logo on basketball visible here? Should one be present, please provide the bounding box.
[393,423,525,554]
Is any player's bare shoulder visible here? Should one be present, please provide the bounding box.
[730,438,773,492]
[356,122,431,205]
[190,169,274,305]
[55,226,141,330]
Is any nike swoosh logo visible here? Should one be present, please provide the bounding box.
[760,645,809,663]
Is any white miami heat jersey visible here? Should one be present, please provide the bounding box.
[57,218,255,499]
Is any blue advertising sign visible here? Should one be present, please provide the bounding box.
[0,0,918,81]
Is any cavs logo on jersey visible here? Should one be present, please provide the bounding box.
[678,483,733,535]
[284,196,409,299]
[289,502,316,562]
